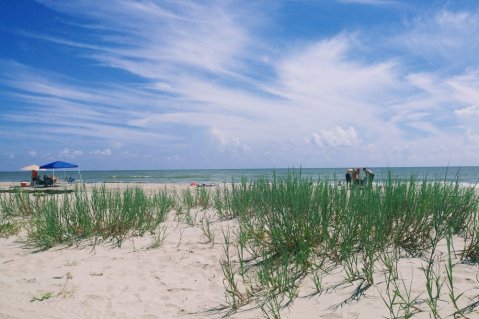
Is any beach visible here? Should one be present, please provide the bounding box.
[1,181,479,318]
[3,0,479,317]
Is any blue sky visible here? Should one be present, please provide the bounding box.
[1,0,479,170]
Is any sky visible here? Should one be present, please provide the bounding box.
[1,0,479,170]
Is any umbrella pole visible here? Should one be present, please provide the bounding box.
[77,168,83,183]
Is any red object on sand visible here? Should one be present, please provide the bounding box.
[190,182,198,186]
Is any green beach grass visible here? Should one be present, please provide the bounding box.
[0,170,478,318]
[0,185,174,248]
[214,171,479,316]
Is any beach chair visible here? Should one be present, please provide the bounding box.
[65,176,75,183]
[34,175,55,187]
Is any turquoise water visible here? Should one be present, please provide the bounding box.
[0,167,478,185]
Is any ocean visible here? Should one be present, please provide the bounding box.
[0,167,478,185]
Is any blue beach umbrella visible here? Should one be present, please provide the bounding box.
[40,161,78,169]
[40,161,82,182]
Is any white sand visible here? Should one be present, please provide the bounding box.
[1,183,479,318]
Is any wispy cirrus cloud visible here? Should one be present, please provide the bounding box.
[395,8,479,68]
[310,127,360,148]
[0,62,173,146]
[37,0,259,78]
[455,105,479,117]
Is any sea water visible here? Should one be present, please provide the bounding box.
[0,167,478,185]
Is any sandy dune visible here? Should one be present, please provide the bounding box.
[1,183,479,318]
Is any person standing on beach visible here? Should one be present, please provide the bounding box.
[345,168,354,188]
[31,170,38,186]
[363,168,374,185]
[352,168,360,186]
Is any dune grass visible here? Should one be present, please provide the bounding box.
[22,185,175,249]
[216,170,479,315]
[0,189,39,237]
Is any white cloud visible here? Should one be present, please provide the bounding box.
[166,154,180,161]
[396,9,479,67]
[407,122,441,135]
[407,73,446,97]
[0,64,174,145]
[466,131,479,145]
[273,36,397,100]
[211,128,252,154]
[211,128,230,146]
[37,0,255,78]
[447,70,479,105]
[91,148,112,156]
[58,148,83,158]
[435,10,475,29]
[28,150,37,156]
[311,126,359,148]
[455,105,479,117]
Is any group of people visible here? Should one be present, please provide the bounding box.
[31,170,58,187]
[345,168,374,188]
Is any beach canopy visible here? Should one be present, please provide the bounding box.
[21,164,41,171]
[40,161,78,169]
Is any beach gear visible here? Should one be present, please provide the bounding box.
[40,161,78,169]
[20,164,41,171]
[39,161,83,184]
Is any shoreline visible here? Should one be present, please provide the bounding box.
[2,166,479,187]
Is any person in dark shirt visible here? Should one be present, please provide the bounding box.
[345,168,354,188]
